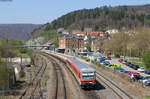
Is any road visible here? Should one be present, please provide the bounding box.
[108,58,149,77]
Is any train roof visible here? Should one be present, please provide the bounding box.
[68,57,95,72]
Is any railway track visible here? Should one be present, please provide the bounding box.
[44,52,100,99]
[96,71,133,99]
[46,51,135,99]
[41,52,67,99]
[20,55,47,99]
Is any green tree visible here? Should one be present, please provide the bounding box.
[143,51,150,69]
[84,43,91,52]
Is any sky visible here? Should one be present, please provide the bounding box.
[0,0,150,24]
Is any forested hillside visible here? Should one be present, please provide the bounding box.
[42,5,150,31]
[0,24,41,40]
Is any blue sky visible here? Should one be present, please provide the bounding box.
[0,0,150,24]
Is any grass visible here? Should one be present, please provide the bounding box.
[43,68,50,85]
[91,60,100,66]
[145,96,150,99]
[79,56,89,62]
[128,59,145,67]
[17,53,30,58]
[0,62,8,80]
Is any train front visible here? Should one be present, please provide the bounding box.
[80,69,96,88]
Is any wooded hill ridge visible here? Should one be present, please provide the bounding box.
[34,4,150,33]
[0,24,41,40]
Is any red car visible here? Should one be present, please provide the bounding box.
[128,72,143,81]
[118,58,124,63]
[128,72,140,75]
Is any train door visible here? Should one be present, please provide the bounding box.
[79,73,81,79]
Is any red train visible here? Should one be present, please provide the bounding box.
[67,57,96,88]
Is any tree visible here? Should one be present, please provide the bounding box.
[103,32,110,39]
[84,43,91,52]
[103,32,129,56]
[143,51,150,69]
[133,28,150,56]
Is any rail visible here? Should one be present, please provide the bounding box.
[19,54,47,99]
[96,71,133,99]
[41,52,67,99]
[47,51,133,99]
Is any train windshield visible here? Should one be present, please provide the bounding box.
[82,72,95,80]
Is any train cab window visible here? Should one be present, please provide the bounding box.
[82,72,95,80]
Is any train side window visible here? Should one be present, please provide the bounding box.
[68,61,79,75]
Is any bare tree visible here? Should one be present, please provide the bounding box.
[132,28,150,56]
[103,32,130,56]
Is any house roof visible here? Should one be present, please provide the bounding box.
[72,31,104,35]
[91,32,104,35]
[59,34,84,39]
[73,32,86,34]
[96,36,104,39]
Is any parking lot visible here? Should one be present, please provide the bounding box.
[108,58,149,77]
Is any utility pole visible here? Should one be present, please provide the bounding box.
[5,33,9,92]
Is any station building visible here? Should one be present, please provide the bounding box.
[58,34,84,54]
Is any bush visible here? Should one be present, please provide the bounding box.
[0,62,8,79]
[92,60,100,66]
[126,49,140,57]
[142,51,150,69]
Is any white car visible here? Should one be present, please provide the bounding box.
[88,52,103,61]
[137,67,145,72]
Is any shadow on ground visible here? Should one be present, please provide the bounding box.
[83,81,106,91]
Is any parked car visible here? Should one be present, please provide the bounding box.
[115,54,120,58]
[129,74,143,81]
[128,72,140,75]
[128,63,134,67]
[118,58,124,63]
[123,70,132,74]
[89,52,103,61]
[122,60,127,64]
[106,64,121,68]
[97,57,106,63]
[106,64,113,68]
[137,67,145,72]
[128,71,142,81]
[107,56,111,60]
[130,64,140,70]
[113,64,121,68]
[144,70,150,74]
[139,76,150,86]
[125,62,132,66]
[100,61,111,66]
[123,60,128,64]
[112,68,125,73]
[55,48,65,53]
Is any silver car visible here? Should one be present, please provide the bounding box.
[139,76,150,86]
